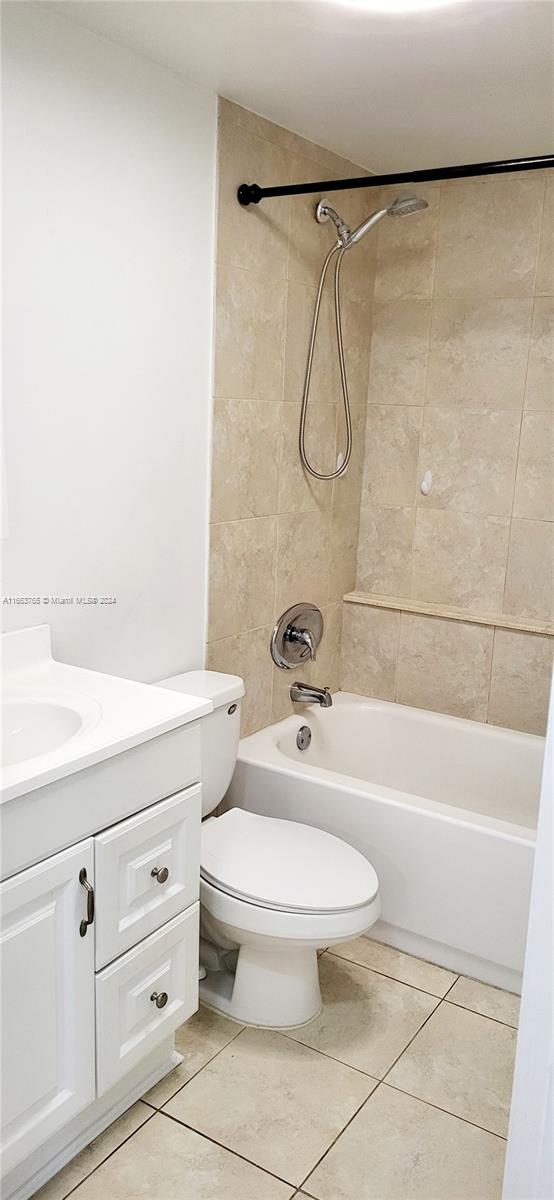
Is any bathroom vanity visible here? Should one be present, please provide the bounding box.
[0,627,210,1200]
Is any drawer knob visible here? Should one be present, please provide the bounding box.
[151,866,169,884]
[150,991,168,1009]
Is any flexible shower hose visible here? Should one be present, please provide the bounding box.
[299,241,352,481]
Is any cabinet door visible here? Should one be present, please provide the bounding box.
[0,840,95,1175]
[94,786,201,969]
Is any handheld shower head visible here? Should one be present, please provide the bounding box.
[388,195,429,217]
[347,193,428,246]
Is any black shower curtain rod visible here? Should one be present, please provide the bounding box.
[237,153,554,206]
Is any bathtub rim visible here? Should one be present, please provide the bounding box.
[236,693,541,845]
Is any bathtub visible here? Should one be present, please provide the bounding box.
[226,693,545,993]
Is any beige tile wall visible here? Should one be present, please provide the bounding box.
[347,169,553,735]
[357,172,553,628]
[207,100,553,737]
[207,100,379,734]
[341,601,553,735]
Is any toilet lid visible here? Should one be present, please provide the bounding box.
[201,808,379,914]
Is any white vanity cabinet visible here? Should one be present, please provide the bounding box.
[0,783,202,1199]
[0,840,96,1176]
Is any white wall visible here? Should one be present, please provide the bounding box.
[1,2,217,681]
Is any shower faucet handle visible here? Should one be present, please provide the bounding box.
[288,626,316,662]
[270,603,324,670]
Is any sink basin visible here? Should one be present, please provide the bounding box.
[1,625,213,810]
[1,625,213,881]
[2,700,85,766]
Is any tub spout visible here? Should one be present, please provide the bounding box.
[290,682,333,707]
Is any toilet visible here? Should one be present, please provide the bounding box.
[160,669,380,1028]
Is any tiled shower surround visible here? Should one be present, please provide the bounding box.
[208,99,553,736]
[207,100,376,731]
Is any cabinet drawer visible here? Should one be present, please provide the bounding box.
[95,904,199,1095]
[94,787,201,969]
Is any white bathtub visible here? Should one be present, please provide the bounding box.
[226,693,545,992]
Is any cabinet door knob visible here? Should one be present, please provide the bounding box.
[150,991,168,1009]
[151,866,169,884]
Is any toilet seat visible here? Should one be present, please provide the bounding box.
[201,807,379,915]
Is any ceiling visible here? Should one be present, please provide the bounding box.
[46,0,552,172]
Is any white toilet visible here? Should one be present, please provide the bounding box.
[160,669,380,1028]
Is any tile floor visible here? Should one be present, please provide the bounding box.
[35,938,519,1200]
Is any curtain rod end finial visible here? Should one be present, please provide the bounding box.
[237,183,262,206]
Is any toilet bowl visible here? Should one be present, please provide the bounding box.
[159,669,380,1028]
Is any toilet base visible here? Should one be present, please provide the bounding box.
[199,943,322,1029]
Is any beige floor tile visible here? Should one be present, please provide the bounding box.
[33,1103,152,1200]
[305,1083,506,1200]
[285,953,438,1078]
[164,1027,374,1186]
[447,977,520,1028]
[69,1112,294,1199]
[329,937,457,997]
[143,1006,243,1108]
[387,1001,516,1136]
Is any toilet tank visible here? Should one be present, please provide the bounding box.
[158,670,244,816]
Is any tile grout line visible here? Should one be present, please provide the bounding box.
[445,998,519,1030]
[142,1022,247,1111]
[500,177,544,616]
[382,1079,509,1142]
[378,1001,445,1085]
[484,623,498,723]
[276,1026,382,1082]
[297,977,509,1195]
[296,1080,381,1194]
[59,957,513,1198]
[326,948,459,1000]
[57,1106,158,1200]
[286,970,515,1188]
[156,1106,298,1190]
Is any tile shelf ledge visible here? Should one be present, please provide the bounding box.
[343,592,554,638]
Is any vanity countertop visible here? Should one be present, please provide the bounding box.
[1,625,212,804]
